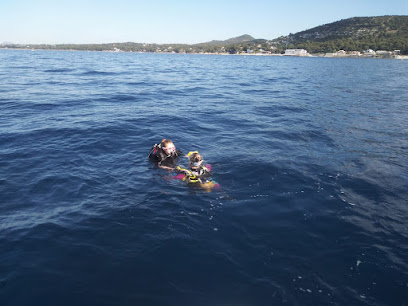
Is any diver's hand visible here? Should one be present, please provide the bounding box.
[159,165,174,171]
[176,166,189,174]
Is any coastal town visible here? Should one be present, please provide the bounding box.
[283,48,407,59]
[2,43,407,59]
[112,46,407,59]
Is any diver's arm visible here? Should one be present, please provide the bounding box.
[158,158,174,170]
[175,166,190,175]
[199,166,211,179]
[158,163,174,171]
[160,165,174,170]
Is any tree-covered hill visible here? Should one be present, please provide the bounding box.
[199,34,255,46]
[274,16,408,54]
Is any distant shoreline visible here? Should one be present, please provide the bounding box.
[1,47,407,60]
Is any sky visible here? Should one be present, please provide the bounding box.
[1,0,407,44]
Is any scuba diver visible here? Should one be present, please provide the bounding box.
[175,151,212,184]
[148,139,182,170]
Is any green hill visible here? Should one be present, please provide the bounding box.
[275,16,408,54]
[199,34,255,46]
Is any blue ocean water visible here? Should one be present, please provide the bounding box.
[0,49,407,305]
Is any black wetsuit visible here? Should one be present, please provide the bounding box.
[149,147,182,168]
[192,165,211,181]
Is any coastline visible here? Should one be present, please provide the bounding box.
[1,47,407,60]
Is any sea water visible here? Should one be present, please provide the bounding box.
[0,49,407,305]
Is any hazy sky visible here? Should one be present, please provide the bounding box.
[1,0,407,44]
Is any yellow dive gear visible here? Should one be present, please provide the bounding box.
[187,151,199,157]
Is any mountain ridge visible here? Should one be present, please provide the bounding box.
[197,34,255,46]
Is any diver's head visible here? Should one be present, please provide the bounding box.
[189,152,203,170]
[161,139,176,156]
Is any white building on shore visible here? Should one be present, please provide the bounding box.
[325,50,361,57]
[284,49,309,56]
[364,49,376,56]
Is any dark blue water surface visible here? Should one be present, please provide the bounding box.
[1,49,407,305]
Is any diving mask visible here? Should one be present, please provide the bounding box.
[191,160,203,167]
[163,146,176,155]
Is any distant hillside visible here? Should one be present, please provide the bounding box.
[274,16,408,54]
[196,34,255,46]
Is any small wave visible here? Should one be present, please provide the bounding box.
[79,70,120,76]
[243,88,279,94]
[95,94,142,103]
[43,68,74,73]
[126,81,148,86]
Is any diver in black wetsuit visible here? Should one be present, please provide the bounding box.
[148,139,182,170]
